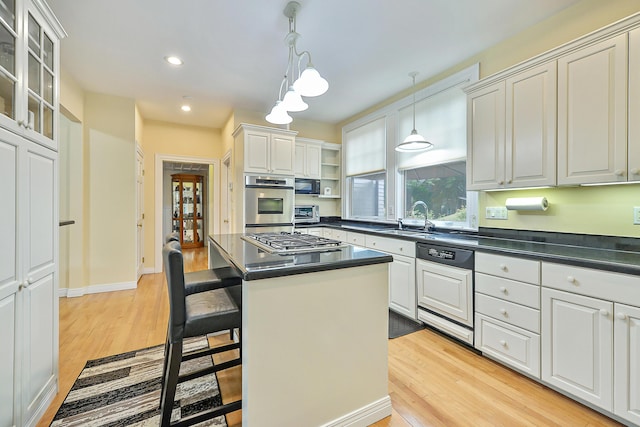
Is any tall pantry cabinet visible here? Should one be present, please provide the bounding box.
[0,1,65,426]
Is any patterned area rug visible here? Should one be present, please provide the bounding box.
[51,337,227,426]
[389,309,425,339]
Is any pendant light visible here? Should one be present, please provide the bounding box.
[266,1,328,125]
[395,72,433,152]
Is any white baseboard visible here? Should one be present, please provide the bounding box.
[320,395,392,427]
[58,281,138,298]
[142,267,155,275]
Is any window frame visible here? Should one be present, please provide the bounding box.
[342,64,479,229]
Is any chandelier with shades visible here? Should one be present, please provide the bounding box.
[265,1,329,125]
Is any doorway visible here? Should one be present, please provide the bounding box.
[154,154,219,273]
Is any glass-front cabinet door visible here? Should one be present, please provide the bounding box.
[171,174,205,248]
[0,0,65,150]
[0,0,16,122]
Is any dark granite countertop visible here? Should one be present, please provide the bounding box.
[297,221,640,276]
[208,233,393,281]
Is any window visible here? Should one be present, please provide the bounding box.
[342,64,479,228]
[349,172,386,219]
[344,116,387,221]
[403,161,476,229]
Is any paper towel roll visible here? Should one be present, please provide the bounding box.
[505,197,549,211]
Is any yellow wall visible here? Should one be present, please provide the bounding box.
[480,186,640,237]
[141,120,223,270]
[339,0,640,238]
[59,68,84,122]
[84,92,137,286]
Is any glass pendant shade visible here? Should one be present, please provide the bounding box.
[293,66,329,97]
[281,86,308,112]
[396,130,433,152]
[265,101,293,124]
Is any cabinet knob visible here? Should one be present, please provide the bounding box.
[615,169,625,176]
[499,308,507,316]
[599,309,609,317]
[507,179,512,184]
[499,340,507,347]
[498,180,504,185]
[27,277,34,285]
[18,284,26,291]
[616,313,627,320]
[566,275,575,284]
[630,168,639,175]
[372,242,376,246]
[499,264,507,271]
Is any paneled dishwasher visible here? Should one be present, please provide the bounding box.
[416,242,475,345]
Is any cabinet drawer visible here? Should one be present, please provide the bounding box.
[475,273,540,309]
[324,228,347,242]
[542,262,640,306]
[475,313,540,378]
[476,293,540,333]
[345,232,366,247]
[475,252,540,284]
[366,235,416,257]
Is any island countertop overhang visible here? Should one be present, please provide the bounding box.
[208,233,394,281]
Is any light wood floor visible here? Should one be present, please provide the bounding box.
[38,246,622,427]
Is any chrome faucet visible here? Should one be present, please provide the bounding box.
[397,218,403,230]
[410,200,435,231]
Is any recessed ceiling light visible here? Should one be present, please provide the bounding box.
[165,56,183,66]
[181,105,191,112]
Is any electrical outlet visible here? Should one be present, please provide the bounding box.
[634,207,640,225]
[485,207,508,220]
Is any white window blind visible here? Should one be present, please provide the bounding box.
[397,82,467,171]
[344,116,386,176]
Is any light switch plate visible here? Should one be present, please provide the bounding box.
[634,207,640,225]
[485,207,508,220]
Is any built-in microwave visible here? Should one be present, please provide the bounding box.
[294,205,320,224]
[294,178,320,195]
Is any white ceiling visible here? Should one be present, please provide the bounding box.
[48,0,582,129]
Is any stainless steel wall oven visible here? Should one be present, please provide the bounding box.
[244,175,294,233]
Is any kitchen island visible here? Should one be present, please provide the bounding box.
[208,233,394,427]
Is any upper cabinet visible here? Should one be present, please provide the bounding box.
[557,34,628,185]
[467,15,640,189]
[294,137,321,179]
[627,28,640,182]
[233,123,297,176]
[467,62,556,191]
[0,0,65,151]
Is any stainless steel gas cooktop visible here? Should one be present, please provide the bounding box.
[241,232,348,254]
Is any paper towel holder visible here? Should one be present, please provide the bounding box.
[505,196,549,211]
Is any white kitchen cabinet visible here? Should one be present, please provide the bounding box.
[467,62,556,190]
[505,62,557,188]
[627,27,640,182]
[542,287,613,411]
[0,126,58,427]
[466,81,505,190]
[366,235,416,319]
[233,123,296,175]
[0,0,65,150]
[557,34,628,185]
[614,303,640,425]
[294,138,321,179]
[474,252,541,378]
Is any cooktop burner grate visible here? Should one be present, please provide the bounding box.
[242,232,347,254]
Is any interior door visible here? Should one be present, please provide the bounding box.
[221,153,231,234]
[136,145,144,279]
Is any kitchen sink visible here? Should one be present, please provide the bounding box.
[377,229,432,237]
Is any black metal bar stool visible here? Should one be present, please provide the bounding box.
[164,232,242,296]
[160,240,242,426]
